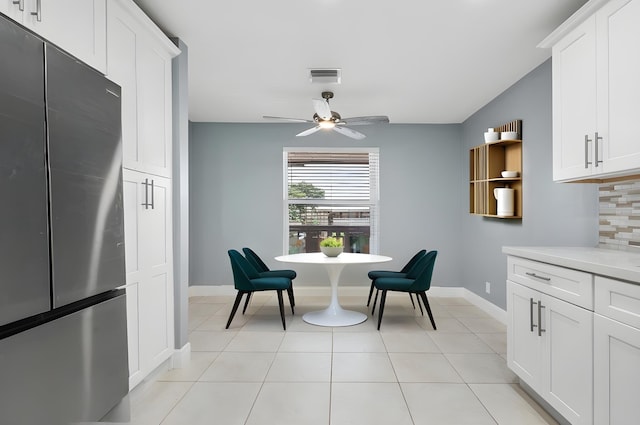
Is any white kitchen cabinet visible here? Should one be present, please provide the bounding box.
[0,0,106,73]
[107,0,179,178]
[507,281,542,386]
[507,279,593,425]
[123,169,174,389]
[594,315,640,425]
[107,0,180,388]
[545,0,640,182]
[594,275,640,425]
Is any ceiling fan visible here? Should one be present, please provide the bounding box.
[263,91,389,140]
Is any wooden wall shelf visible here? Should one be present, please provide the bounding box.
[470,120,523,219]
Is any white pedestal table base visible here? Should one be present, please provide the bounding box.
[275,252,392,327]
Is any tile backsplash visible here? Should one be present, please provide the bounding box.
[599,179,640,253]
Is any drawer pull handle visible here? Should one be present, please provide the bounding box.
[526,272,551,281]
[537,301,546,337]
[530,298,537,332]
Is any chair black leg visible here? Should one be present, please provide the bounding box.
[409,293,416,310]
[287,287,295,314]
[226,291,246,329]
[419,292,437,330]
[277,289,286,330]
[367,281,375,306]
[377,290,388,330]
[371,289,380,315]
[242,292,252,314]
[416,292,424,316]
[288,287,296,307]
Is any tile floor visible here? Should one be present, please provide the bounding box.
[120,292,559,425]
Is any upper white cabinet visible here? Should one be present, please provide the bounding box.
[106,0,179,178]
[0,0,106,73]
[542,0,640,182]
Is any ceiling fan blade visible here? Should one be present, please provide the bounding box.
[296,126,322,137]
[341,116,390,125]
[263,115,313,123]
[312,98,332,120]
[332,125,366,140]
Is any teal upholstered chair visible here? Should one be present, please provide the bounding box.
[226,249,293,330]
[367,249,427,311]
[373,250,438,330]
[242,247,297,310]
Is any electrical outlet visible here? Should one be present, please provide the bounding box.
[485,281,491,294]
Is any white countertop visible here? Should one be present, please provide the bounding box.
[502,246,640,284]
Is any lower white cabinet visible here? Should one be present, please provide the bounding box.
[123,169,174,389]
[593,275,640,425]
[594,314,640,425]
[507,280,593,425]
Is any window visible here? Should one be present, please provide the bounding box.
[284,147,379,254]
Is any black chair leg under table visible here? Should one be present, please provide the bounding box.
[367,282,375,306]
[371,289,380,315]
[286,288,295,314]
[418,291,437,330]
[242,292,252,314]
[377,289,388,330]
[227,290,249,329]
[276,289,286,330]
[415,293,424,315]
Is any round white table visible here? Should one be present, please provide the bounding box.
[275,252,392,327]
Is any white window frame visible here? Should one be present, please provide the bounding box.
[283,147,380,254]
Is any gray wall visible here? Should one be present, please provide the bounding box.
[460,59,599,309]
[188,59,600,311]
[189,123,464,288]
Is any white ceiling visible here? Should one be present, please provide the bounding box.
[133,0,587,124]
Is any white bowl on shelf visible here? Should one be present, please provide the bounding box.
[501,170,519,178]
[500,131,519,140]
[484,132,499,143]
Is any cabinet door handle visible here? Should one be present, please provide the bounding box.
[537,301,546,336]
[530,298,538,332]
[12,0,24,11]
[150,179,155,210]
[31,0,41,21]
[525,272,551,281]
[141,178,149,209]
[584,135,592,168]
[595,132,603,167]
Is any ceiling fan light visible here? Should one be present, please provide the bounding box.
[319,121,335,129]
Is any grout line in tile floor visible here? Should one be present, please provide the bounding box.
[123,294,557,425]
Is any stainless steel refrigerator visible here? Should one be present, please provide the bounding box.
[0,14,128,424]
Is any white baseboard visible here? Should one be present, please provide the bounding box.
[462,290,507,324]
[171,342,191,369]
[188,285,506,324]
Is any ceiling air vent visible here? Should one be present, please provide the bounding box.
[309,68,341,84]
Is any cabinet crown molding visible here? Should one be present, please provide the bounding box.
[111,0,181,57]
[538,0,611,48]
